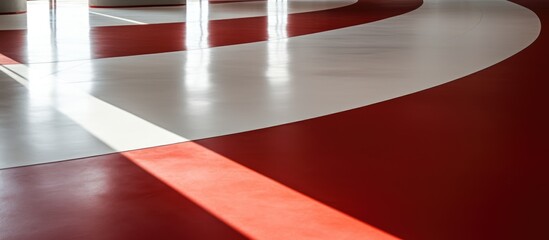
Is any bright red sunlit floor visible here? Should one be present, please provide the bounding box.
[1,0,548,239]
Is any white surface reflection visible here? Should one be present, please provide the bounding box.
[185,0,212,92]
[267,0,290,86]
[22,1,93,104]
[26,0,91,63]
[185,0,210,50]
[0,0,357,30]
[268,0,288,40]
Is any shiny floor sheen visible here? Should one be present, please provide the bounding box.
[1,0,548,239]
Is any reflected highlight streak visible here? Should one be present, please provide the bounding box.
[185,0,213,103]
[186,0,211,50]
[266,0,290,86]
[26,1,92,63]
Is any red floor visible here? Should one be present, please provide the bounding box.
[1,0,548,239]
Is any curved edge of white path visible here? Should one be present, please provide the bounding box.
[0,0,541,168]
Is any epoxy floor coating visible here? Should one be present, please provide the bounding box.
[1,0,548,239]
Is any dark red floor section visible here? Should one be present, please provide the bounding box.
[0,0,421,63]
[4,0,547,239]
[0,155,247,240]
[191,0,549,239]
[0,1,422,239]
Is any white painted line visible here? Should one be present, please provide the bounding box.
[0,65,28,87]
[90,11,148,25]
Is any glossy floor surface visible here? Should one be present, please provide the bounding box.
[1,0,548,239]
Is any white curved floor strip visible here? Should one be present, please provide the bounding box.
[0,0,356,30]
[0,0,541,168]
[48,0,540,139]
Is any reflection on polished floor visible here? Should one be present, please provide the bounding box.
[1,0,549,239]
